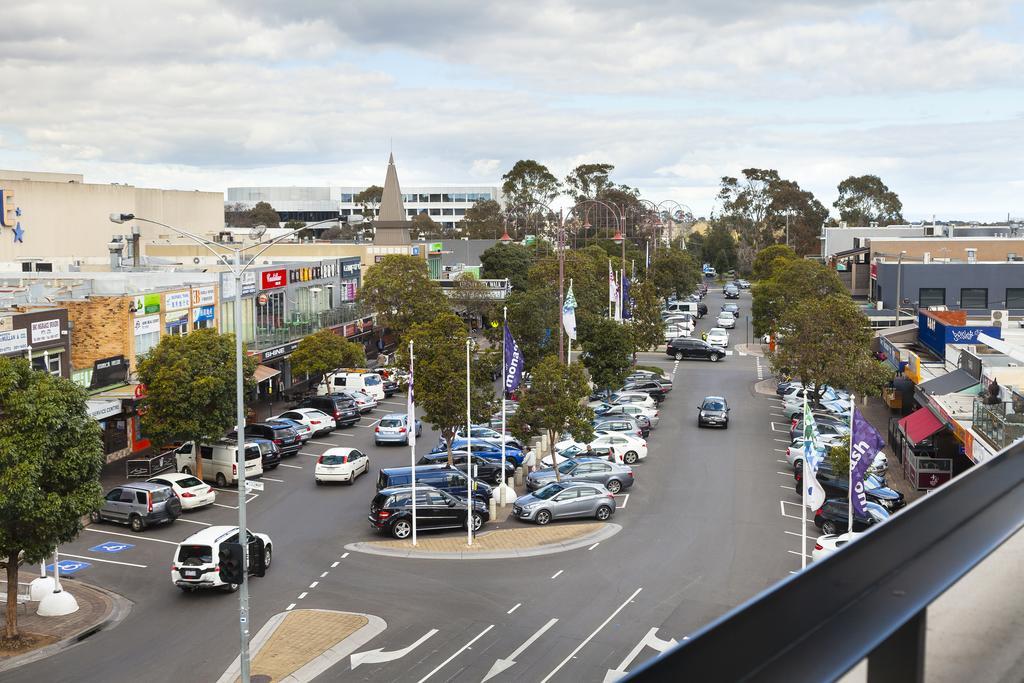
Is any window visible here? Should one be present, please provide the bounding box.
[918,288,945,307]
[1007,288,1024,309]
[554,490,579,501]
[418,194,430,203]
[135,330,160,357]
[193,317,214,330]
[578,488,597,498]
[340,193,354,203]
[960,288,988,309]
[106,488,122,501]
[442,209,454,216]
[429,208,441,216]
[32,354,61,376]
[454,208,466,216]
[429,193,442,202]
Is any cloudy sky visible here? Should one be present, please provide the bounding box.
[1,0,1022,220]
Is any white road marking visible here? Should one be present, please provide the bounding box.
[541,587,643,683]
[351,628,439,670]
[615,493,630,509]
[604,627,679,682]
[774,448,786,453]
[298,591,308,599]
[780,484,793,490]
[787,550,811,558]
[507,603,521,614]
[213,503,237,509]
[61,552,147,568]
[341,552,349,559]
[84,528,179,545]
[261,477,285,483]
[308,440,344,447]
[777,459,788,464]
[769,422,790,433]
[776,471,792,476]
[416,625,494,683]
[588,542,600,551]
[331,561,339,568]
[278,463,303,469]
[320,571,328,578]
[176,518,212,526]
[309,581,319,588]
[773,438,790,444]
[286,603,296,611]
[784,531,805,538]
[780,500,806,520]
[482,618,559,682]
[551,570,563,579]
[770,412,785,418]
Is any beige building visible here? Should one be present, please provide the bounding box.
[0,169,223,271]
[870,237,1024,263]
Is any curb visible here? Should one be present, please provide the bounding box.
[753,378,779,397]
[345,522,622,560]
[0,580,133,674]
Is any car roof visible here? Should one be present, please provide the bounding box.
[708,328,726,334]
[702,396,727,402]
[148,472,198,483]
[179,525,241,545]
[380,413,409,420]
[117,481,169,491]
[378,485,440,496]
[322,447,359,456]
[382,464,455,475]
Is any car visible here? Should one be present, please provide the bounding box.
[795,463,904,511]
[705,327,729,348]
[148,473,216,511]
[369,486,489,538]
[664,323,692,341]
[174,440,263,487]
[247,437,282,471]
[620,380,670,400]
[811,531,865,562]
[736,279,751,289]
[721,303,740,317]
[228,422,300,458]
[609,391,657,410]
[375,413,422,446]
[430,438,525,467]
[723,284,740,299]
[513,481,617,525]
[526,457,635,494]
[92,481,182,532]
[455,425,524,451]
[716,312,736,329]
[172,525,272,592]
[600,403,660,428]
[813,499,890,534]
[297,394,361,427]
[337,389,378,413]
[789,414,850,441]
[592,415,646,438]
[697,302,708,318]
[625,370,670,387]
[270,408,336,436]
[667,338,726,362]
[588,400,614,415]
[554,432,648,465]
[698,396,730,428]
[377,464,494,501]
[315,447,370,485]
[783,394,850,420]
[417,451,515,486]
[781,383,851,402]
[266,417,313,443]
[785,434,849,469]
[663,314,696,330]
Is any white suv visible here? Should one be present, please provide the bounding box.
[172,525,272,592]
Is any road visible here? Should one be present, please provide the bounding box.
[11,283,805,682]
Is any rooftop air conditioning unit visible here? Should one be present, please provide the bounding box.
[991,310,1009,328]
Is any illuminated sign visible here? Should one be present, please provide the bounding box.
[260,269,287,289]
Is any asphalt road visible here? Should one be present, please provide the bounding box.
[12,283,806,683]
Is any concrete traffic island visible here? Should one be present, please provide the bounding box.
[346,522,622,560]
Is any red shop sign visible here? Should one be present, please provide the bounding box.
[260,269,288,289]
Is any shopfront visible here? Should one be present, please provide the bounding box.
[0,307,71,378]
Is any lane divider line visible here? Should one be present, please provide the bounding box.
[416,624,495,683]
[507,603,521,614]
[551,570,563,579]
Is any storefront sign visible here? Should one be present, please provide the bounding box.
[30,319,61,344]
[91,355,128,389]
[164,291,190,311]
[191,285,216,306]
[86,399,122,420]
[193,305,215,323]
[0,328,28,355]
[134,314,160,336]
[260,269,288,290]
[429,242,443,254]
[260,340,300,363]
[132,293,161,315]
[164,310,188,332]
[342,261,359,276]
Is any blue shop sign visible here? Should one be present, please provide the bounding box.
[193,305,215,323]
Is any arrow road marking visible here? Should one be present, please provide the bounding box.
[350,628,439,670]
[482,618,558,682]
[603,627,679,682]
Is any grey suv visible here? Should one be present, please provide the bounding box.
[92,481,182,532]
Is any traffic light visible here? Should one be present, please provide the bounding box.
[250,537,266,578]
[218,542,245,585]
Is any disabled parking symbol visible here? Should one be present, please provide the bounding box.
[47,560,90,575]
[89,541,135,553]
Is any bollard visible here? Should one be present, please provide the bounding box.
[515,466,524,486]
[489,496,497,521]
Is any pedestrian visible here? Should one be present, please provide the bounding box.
[701,331,708,342]
[523,446,537,473]
[585,444,594,457]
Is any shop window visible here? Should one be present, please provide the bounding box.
[429,193,442,202]
[919,288,945,307]
[31,354,61,376]
[193,317,214,330]
[960,288,988,309]
[1006,288,1024,309]
[135,331,160,357]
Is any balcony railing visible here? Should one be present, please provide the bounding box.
[973,399,1024,451]
[247,303,369,350]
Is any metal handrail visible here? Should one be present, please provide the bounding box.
[626,436,1024,682]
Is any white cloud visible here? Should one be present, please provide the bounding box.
[469,159,501,178]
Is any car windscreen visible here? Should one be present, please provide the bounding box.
[533,483,568,499]
[176,476,203,489]
[321,454,348,465]
[380,419,403,428]
[702,401,725,411]
[556,460,577,474]
[177,544,213,563]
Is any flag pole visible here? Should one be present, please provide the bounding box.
[409,340,417,546]
[848,394,856,535]
[500,306,507,507]
[801,393,808,570]
[466,338,473,547]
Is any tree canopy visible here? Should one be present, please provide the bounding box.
[751,259,846,336]
[480,242,533,292]
[628,280,665,354]
[459,199,504,239]
[581,317,634,395]
[564,163,616,204]
[224,201,280,229]
[834,175,904,227]
[502,160,561,210]
[650,247,700,299]
[358,254,450,340]
[355,185,384,219]
[290,329,367,390]
[751,244,799,281]
[410,212,442,240]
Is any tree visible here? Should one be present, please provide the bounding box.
[480,242,533,292]
[137,329,257,482]
[717,169,779,250]
[400,313,496,464]
[751,259,846,336]
[580,317,634,396]
[718,169,827,255]
[703,223,738,273]
[452,272,497,322]
[769,180,829,256]
[506,287,559,369]
[629,280,665,354]
[509,355,594,476]
[358,255,450,341]
[224,202,252,227]
[684,231,705,264]
[502,160,561,210]
[0,358,104,642]
[459,199,504,239]
[650,247,700,299]
[283,219,310,239]
[751,244,798,281]
[290,329,367,391]
[410,212,441,240]
[249,201,281,229]
[834,175,904,226]
[354,185,384,220]
[564,163,615,204]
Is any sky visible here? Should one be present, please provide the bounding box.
[1,0,1022,221]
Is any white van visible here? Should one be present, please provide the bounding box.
[174,440,263,488]
[318,369,385,401]
[664,301,698,316]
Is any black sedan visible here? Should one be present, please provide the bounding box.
[417,451,515,486]
[813,499,890,535]
[697,396,729,428]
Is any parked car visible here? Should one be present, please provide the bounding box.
[417,451,515,486]
[455,425,524,451]
[697,396,730,428]
[172,525,272,592]
[314,447,370,485]
[811,531,864,562]
[789,414,850,441]
[783,394,851,420]
[781,383,851,402]
[526,457,635,494]
[736,279,751,289]
[92,481,181,532]
[377,464,493,501]
[335,389,378,413]
[620,379,670,400]
[374,413,422,446]
[705,328,729,348]
[667,338,726,362]
[174,440,263,488]
[513,481,617,525]
[552,432,648,465]
[270,408,336,436]
[716,312,736,329]
[430,438,525,467]
[266,416,312,443]
[814,499,890,534]
[318,369,386,401]
[593,415,646,438]
[600,403,659,428]
[697,302,708,318]
[588,400,614,415]
[297,395,361,427]
[664,323,692,341]
[609,391,657,410]
[148,473,216,511]
[796,462,904,511]
[369,486,489,539]
[247,437,282,471]
[229,422,300,458]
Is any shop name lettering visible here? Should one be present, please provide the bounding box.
[96,358,123,370]
[949,329,984,343]
[850,439,874,508]
[505,348,522,389]
[264,272,285,286]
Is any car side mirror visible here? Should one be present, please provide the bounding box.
[448,499,458,507]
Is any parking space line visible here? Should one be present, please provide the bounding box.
[341,552,349,559]
[331,561,339,568]
[774,448,786,453]
[787,550,811,558]
[279,463,303,469]
[551,570,563,579]
[286,603,296,611]
[359,418,382,428]
[177,518,212,526]
[774,439,790,444]
[85,528,180,545]
[777,459,788,465]
[298,591,308,600]
[61,552,148,568]
[507,603,521,614]
[213,503,237,509]
[320,571,328,578]
[779,484,792,490]
[783,531,804,538]
[261,477,285,483]
[588,542,600,551]
[308,440,343,447]
[309,581,319,588]
[615,494,629,509]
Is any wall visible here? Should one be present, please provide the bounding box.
[822,225,924,258]
[146,240,407,269]
[873,262,1024,311]
[64,296,133,371]
[870,238,1024,262]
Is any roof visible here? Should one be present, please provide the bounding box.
[378,153,407,222]
[898,408,944,446]
[917,369,979,396]
[178,525,239,544]
[254,364,281,383]
[834,246,870,258]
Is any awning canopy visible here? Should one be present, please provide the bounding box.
[254,364,282,383]
[86,398,122,420]
[899,408,945,446]
[917,369,979,396]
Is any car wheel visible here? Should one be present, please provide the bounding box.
[128,514,145,532]
[623,451,639,465]
[178,585,193,593]
[606,479,622,494]
[315,479,322,486]
[264,546,272,570]
[391,519,412,539]
[595,505,612,521]
[468,513,484,532]
[89,510,101,524]
[674,351,684,360]
[710,353,720,362]
[822,520,838,535]
[535,510,551,525]
[222,582,239,593]
[215,473,228,488]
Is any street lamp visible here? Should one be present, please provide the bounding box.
[109,212,349,683]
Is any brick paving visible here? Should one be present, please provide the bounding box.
[245,610,368,683]
[368,522,604,553]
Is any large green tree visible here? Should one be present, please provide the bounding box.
[751,259,846,336]
[355,185,384,220]
[751,244,799,281]
[480,243,533,292]
[650,247,700,299]
[581,317,634,396]
[834,175,905,226]
[717,169,827,255]
[564,163,616,204]
[137,329,256,482]
[628,280,665,354]
[509,355,594,475]
[249,201,281,230]
[410,212,442,240]
[358,255,450,341]
[502,160,561,210]
[290,329,367,391]
[0,359,104,641]
[459,199,504,239]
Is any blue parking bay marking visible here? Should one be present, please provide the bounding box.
[47,560,90,575]
[89,541,135,553]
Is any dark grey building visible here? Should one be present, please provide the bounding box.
[873,261,1024,314]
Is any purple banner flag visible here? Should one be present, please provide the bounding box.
[850,408,886,516]
[504,324,523,393]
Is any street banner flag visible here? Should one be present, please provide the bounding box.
[503,324,523,392]
[562,281,578,341]
[608,261,617,306]
[621,271,632,320]
[407,359,415,447]
[802,395,826,511]
[850,408,885,516]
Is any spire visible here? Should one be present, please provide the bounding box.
[379,153,406,222]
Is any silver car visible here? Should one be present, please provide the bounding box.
[526,457,635,494]
[374,413,422,446]
[601,403,659,428]
[513,481,616,525]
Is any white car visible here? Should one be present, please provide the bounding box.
[271,408,336,437]
[610,391,657,410]
[705,327,729,348]
[812,531,864,561]
[338,389,377,413]
[664,323,692,341]
[785,434,848,468]
[147,473,216,510]
[314,447,370,485]
[783,394,850,420]
[549,432,648,466]
[716,312,736,329]
[601,403,660,428]
[172,526,272,592]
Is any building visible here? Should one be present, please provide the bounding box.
[0,306,71,378]
[821,222,1022,260]
[872,260,1024,312]
[0,169,223,271]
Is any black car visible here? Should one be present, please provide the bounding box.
[666,338,726,362]
[248,437,282,470]
[381,378,399,397]
[621,380,670,400]
[813,499,890,534]
[229,422,300,457]
[697,396,729,428]
[417,451,515,486]
[795,461,905,512]
[369,486,489,539]
[724,285,740,299]
[298,395,361,427]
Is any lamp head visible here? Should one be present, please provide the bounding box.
[109,213,134,224]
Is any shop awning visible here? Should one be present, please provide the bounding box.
[86,398,122,420]
[899,408,945,446]
[917,369,979,396]
[254,364,281,383]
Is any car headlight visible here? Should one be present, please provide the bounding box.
[700,411,707,417]
[523,502,540,510]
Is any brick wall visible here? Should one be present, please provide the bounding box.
[64,296,132,372]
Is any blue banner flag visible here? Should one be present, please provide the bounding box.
[504,324,523,392]
[850,408,886,517]
[621,272,632,320]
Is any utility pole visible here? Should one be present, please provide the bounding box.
[558,210,565,363]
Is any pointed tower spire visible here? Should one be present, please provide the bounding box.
[373,153,411,246]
